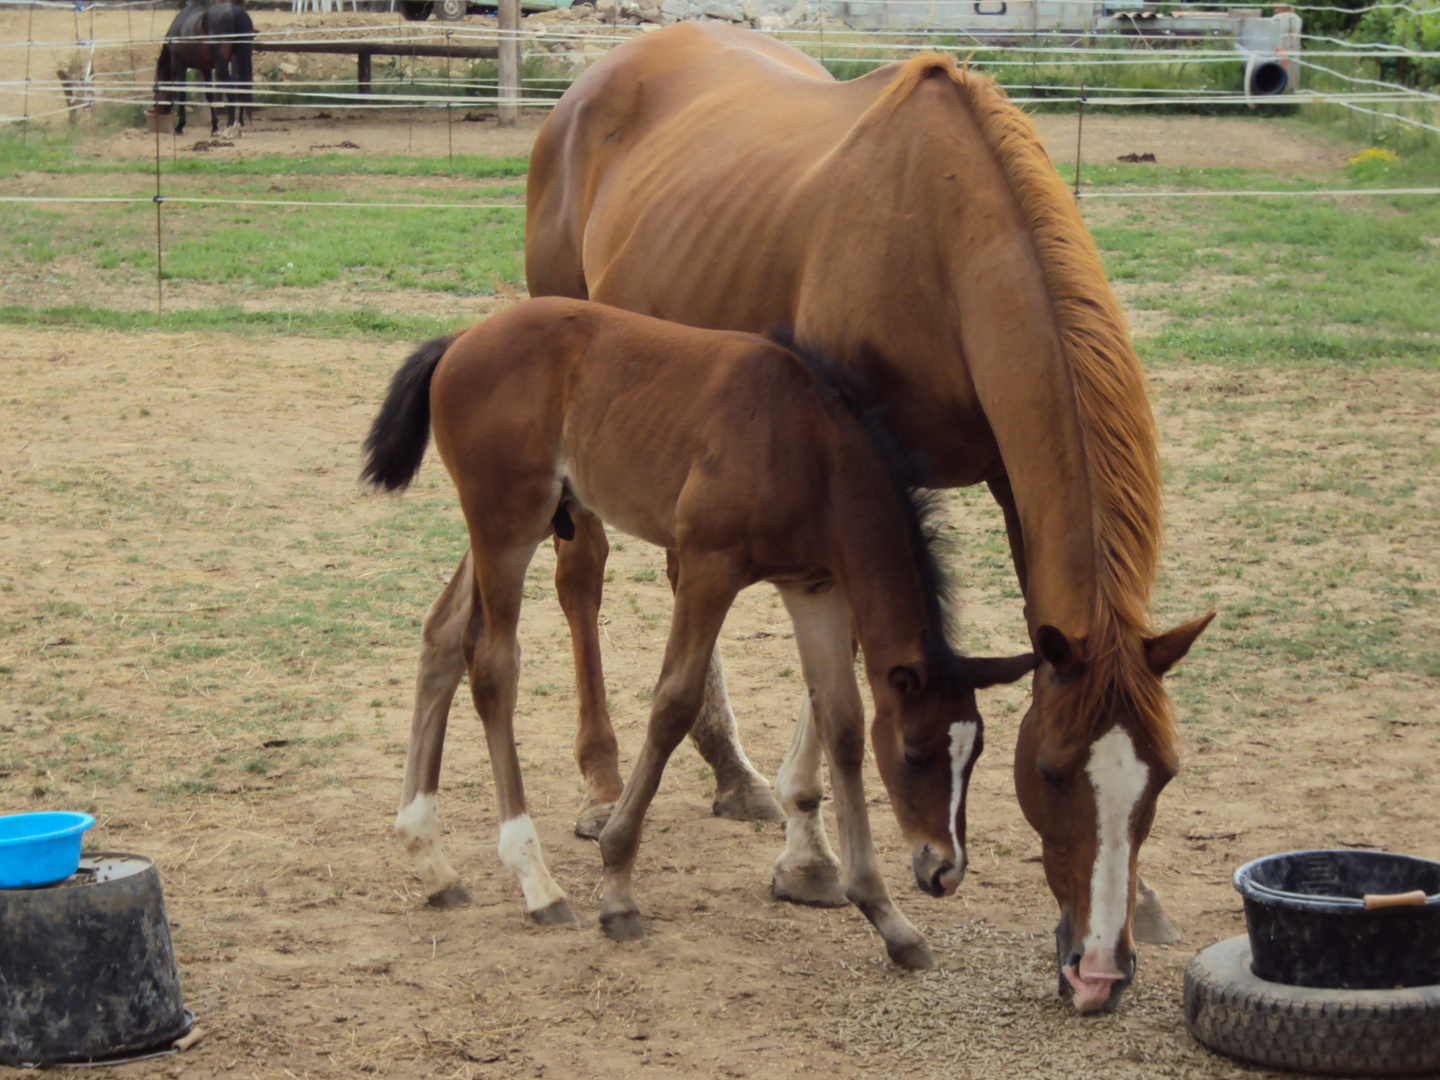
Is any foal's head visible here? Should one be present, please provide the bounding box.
[873,649,1037,898]
[1013,614,1212,1013]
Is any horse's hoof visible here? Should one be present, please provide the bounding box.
[529,898,577,926]
[772,861,848,908]
[712,773,783,822]
[1132,879,1183,945]
[886,938,935,971]
[600,909,645,943]
[575,801,615,841]
[426,883,473,909]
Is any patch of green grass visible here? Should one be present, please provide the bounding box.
[1087,187,1440,367]
[0,132,528,181]
[0,190,526,294]
[0,303,459,340]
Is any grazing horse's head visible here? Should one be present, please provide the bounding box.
[1014,614,1212,1013]
[153,47,176,114]
[873,650,1037,898]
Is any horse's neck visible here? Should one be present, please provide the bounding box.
[955,273,1100,639]
[822,447,933,675]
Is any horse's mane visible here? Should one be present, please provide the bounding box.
[768,329,981,694]
[876,55,1173,764]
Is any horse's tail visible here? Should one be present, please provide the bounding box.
[361,333,460,491]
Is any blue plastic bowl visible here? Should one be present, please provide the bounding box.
[0,812,95,889]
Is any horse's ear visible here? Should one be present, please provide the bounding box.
[964,653,1039,689]
[1144,611,1216,676]
[1035,625,1084,679]
[888,664,928,700]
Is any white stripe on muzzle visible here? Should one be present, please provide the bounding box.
[947,721,978,866]
[1082,727,1148,963]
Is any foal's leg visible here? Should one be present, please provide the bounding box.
[467,541,574,925]
[770,694,846,907]
[598,554,744,941]
[778,585,932,969]
[664,550,782,823]
[553,507,623,840]
[394,550,473,908]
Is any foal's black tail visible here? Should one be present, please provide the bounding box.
[361,333,459,491]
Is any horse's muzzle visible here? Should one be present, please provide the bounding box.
[1055,939,1137,1014]
[912,843,962,898]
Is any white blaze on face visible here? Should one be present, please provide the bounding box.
[497,813,567,914]
[1082,727,1149,966]
[947,721,979,866]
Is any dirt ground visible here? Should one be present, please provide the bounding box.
[1,315,1437,1080]
[1,12,1437,1079]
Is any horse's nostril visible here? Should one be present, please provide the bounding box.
[931,863,959,895]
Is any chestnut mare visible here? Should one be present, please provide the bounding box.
[363,298,1034,965]
[399,25,1212,1011]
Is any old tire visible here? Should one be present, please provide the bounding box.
[1184,936,1440,1076]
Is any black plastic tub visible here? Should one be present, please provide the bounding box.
[0,853,190,1064]
[1234,850,1440,990]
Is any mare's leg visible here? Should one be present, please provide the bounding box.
[598,554,745,941]
[986,473,1029,598]
[552,507,623,839]
[1133,876,1182,945]
[770,694,846,906]
[205,72,221,136]
[467,539,574,925]
[394,550,474,908]
[778,585,932,969]
[174,68,188,135]
[664,549,782,823]
[213,57,234,135]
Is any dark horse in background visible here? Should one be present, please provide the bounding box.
[154,2,255,137]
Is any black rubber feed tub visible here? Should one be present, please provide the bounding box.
[1234,849,1440,990]
[0,853,190,1065]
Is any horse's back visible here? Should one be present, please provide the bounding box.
[434,298,823,552]
[525,32,1049,480]
[525,23,846,304]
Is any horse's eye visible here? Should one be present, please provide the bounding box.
[1038,764,1064,790]
[903,746,926,770]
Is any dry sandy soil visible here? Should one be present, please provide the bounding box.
[1,317,1437,1080]
[1,12,1437,1080]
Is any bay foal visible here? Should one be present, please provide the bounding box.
[363,299,1034,966]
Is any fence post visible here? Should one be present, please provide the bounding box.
[498,0,519,128]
